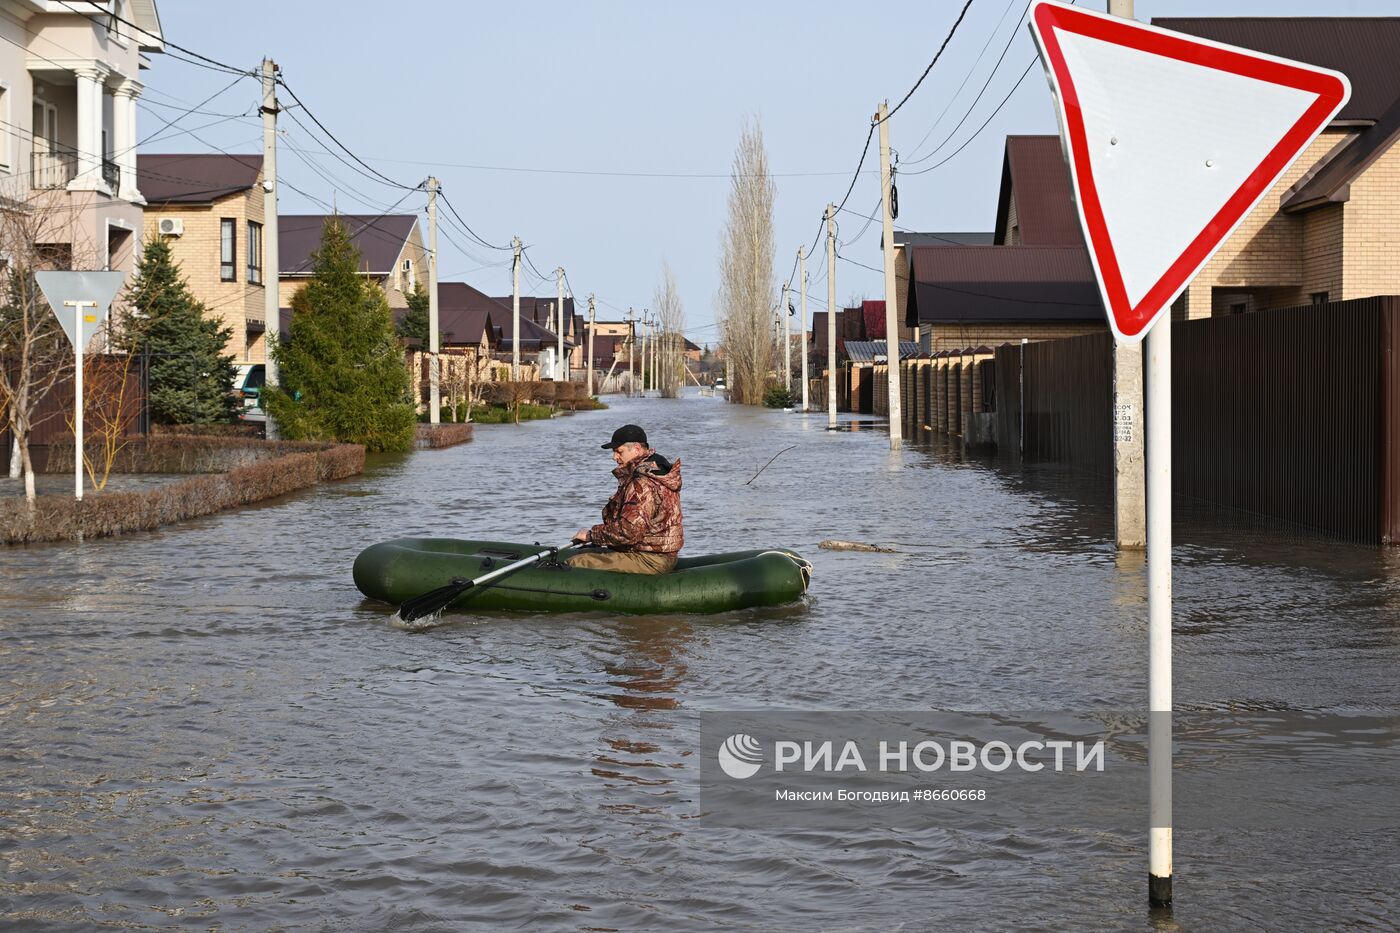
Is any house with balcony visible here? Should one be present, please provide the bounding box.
[136,152,266,363]
[0,0,162,278]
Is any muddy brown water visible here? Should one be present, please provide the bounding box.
[3,391,1398,929]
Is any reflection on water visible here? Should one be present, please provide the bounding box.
[2,389,1399,928]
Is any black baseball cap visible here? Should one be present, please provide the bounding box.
[602,424,648,450]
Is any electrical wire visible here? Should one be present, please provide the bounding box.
[882,0,977,123]
[57,0,254,76]
[903,0,1025,162]
[438,191,513,252]
[275,77,417,191]
[901,56,1037,175]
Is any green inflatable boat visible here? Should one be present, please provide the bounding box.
[353,538,813,616]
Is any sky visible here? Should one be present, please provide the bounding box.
[143,0,1400,347]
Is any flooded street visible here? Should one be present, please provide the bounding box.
[3,390,1399,930]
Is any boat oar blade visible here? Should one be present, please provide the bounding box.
[393,543,578,624]
[397,577,472,623]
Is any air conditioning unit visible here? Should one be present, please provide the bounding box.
[158,218,184,236]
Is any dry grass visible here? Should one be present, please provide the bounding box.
[2,435,364,544]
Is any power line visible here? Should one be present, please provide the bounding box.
[275,77,418,191]
[902,56,1037,176]
[882,0,977,123]
[437,191,513,252]
[903,0,1026,163]
[57,0,253,76]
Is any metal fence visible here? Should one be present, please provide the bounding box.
[1,354,149,457]
[991,296,1400,543]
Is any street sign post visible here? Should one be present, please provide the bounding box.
[34,271,127,502]
[1028,0,1350,907]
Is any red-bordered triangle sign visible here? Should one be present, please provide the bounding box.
[1029,1,1350,343]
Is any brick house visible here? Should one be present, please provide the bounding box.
[903,136,1109,352]
[278,213,427,313]
[1152,17,1400,318]
[136,153,266,363]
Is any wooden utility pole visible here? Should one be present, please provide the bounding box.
[877,101,901,449]
[260,58,281,439]
[426,176,440,423]
[799,246,809,412]
[825,203,837,428]
[511,237,522,380]
[586,294,596,396]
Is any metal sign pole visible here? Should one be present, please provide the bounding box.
[63,300,96,501]
[1146,312,1172,905]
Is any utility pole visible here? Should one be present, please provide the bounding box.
[782,281,791,392]
[825,203,838,428]
[642,312,651,396]
[587,294,596,396]
[260,58,281,439]
[626,307,636,396]
[799,246,810,412]
[555,267,566,382]
[877,101,901,449]
[511,236,522,380]
[426,176,440,423]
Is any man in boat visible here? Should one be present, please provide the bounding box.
[570,424,683,574]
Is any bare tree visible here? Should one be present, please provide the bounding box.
[717,117,776,406]
[0,199,97,501]
[654,261,686,399]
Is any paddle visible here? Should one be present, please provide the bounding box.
[396,542,579,623]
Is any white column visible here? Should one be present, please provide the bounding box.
[70,67,104,191]
[113,80,142,203]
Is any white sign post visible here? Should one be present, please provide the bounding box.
[1028,0,1349,907]
[35,271,127,501]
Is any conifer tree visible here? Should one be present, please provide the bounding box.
[120,238,238,424]
[263,218,415,452]
[397,281,430,346]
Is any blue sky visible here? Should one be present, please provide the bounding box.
[144,0,1399,346]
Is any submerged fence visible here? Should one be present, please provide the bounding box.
[983,296,1400,543]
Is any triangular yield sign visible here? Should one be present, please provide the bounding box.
[1029,1,1350,342]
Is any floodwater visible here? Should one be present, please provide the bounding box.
[3,390,1398,930]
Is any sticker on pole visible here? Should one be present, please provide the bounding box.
[1028,1,1350,342]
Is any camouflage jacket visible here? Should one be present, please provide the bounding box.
[588,451,684,555]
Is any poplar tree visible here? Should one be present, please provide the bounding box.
[263,218,415,452]
[121,238,239,424]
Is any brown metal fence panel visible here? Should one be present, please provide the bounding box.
[1022,331,1113,475]
[2,354,149,453]
[1173,297,1385,543]
[1382,299,1400,543]
[994,344,1022,452]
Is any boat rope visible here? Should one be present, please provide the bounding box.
[758,550,814,592]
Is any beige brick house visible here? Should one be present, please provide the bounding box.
[278,213,426,314]
[1153,17,1400,318]
[137,153,266,363]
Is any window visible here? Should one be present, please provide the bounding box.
[220,219,236,281]
[1310,291,1329,307]
[401,258,415,292]
[246,221,263,284]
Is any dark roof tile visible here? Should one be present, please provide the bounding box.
[907,245,1105,323]
[279,214,418,275]
[137,153,262,204]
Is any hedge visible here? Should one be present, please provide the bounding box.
[3,435,364,544]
